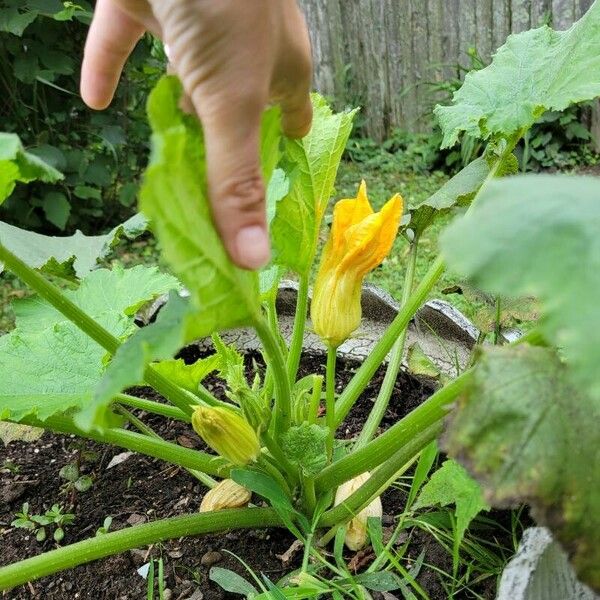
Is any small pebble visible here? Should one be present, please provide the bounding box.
[200,550,222,567]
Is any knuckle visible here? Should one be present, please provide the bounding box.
[219,174,265,215]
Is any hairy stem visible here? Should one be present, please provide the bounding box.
[114,405,217,488]
[318,429,433,529]
[15,414,229,477]
[254,317,292,434]
[354,236,420,449]
[334,255,446,427]
[0,508,280,590]
[113,393,190,422]
[286,274,310,383]
[326,346,337,458]
[317,373,471,491]
[0,243,218,417]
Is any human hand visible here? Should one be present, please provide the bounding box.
[81,0,313,269]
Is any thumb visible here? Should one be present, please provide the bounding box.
[200,99,271,270]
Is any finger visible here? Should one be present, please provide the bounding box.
[280,92,313,138]
[199,96,270,270]
[81,0,145,109]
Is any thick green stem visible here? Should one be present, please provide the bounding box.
[317,373,470,492]
[334,255,446,427]
[308,375,323,424]
[318,429,434,529]
[254,317,292,434]
[114,393,190,422]
[114,405,217,488]
[0,508,280,590]
[326,346,337,457]
[0,243,216,417]
[0,243,119,354]
[303,476,317,516]
[286,275,310,383]
[333,142,517,428]
[15,414,229,477]
[354,237,420,449]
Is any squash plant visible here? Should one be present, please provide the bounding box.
[1,3,600,593]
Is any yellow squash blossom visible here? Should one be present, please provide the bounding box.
[311,181,403,348]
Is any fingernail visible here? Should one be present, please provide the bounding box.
[235,225,270,270]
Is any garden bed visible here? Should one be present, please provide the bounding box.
[0,350,513,599]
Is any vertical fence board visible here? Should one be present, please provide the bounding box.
[552,0,576,28]
[300,0,595,139]
[531,0,552,25]
[476,0,495,60]
[492,0,512,57]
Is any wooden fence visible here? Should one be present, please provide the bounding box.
[299,0,595,140]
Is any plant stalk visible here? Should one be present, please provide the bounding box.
[318,427,437,529]
[0,242,217,417]
[334,255,446,427]
[0,508,280,590]
[317,373,471,491]
[14,414,229,478]
[326,346,337,457]
[286,274,310,383]
[113,393,190,422]
[114,405,217,488]
[254,317,292,434]
[354,236,420,449]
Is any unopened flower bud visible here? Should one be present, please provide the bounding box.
[334,472,383,551]
[192,406,260,466]
[199,479,252,512]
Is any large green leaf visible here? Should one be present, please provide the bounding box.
[444,346,599,591]
[413,459,489,547]
[271,95,357,275]
[435,2,600,148]
[408,157,489,235]
[92,292,191,425]
[0,132,63,203]
[0,266,179,428]
[140,77,280,339]
[0,213,148,279]
[441,174,600,400]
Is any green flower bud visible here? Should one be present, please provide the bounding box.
[192,406,261,466]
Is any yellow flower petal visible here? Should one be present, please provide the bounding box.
[311,182,403,348]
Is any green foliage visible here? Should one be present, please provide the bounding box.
[444,346,599,589]
[93,292,191,419]
[0,212,147,279]
[0,265,179,427]
[413,459,489,548]
[436,3,600,148]
[281,423,328,477]
[151,355,220,395]
[408,156,489,236]
[140,77,276,339]
[11,502,75,543]
[59,462,93,493]
[518,102,599,171]
[0,2,164,231]
[441,174,600,399]
[0,133,63,203]
[272,94,357,276]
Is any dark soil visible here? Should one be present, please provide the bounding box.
[1,350,513,600]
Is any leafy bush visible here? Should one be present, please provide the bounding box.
[1,4,600,596]
[0,1,165,233]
